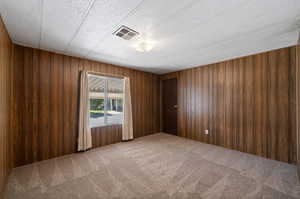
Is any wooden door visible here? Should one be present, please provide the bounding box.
[162,78,178,135]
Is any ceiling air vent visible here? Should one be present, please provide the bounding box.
[113,25,139,40]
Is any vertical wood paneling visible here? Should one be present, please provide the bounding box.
[39,51,51,161]
[244,56,254,154]
[11,45,160,167]
[0,16,13,198]
[237,59,245,152]
[62,56,71,155]
[289,47,296,164]
[71,58,80,153]
[268,50,279,160]
[277,49,290,162]
[32,49,40,161]
[253,54,267,158]
[12,45,25,167]
[295,38,300,177]
[195,69,201,141]
[211,65,217,145]
[50,53,63,158]
[161,47,296,163]
[203,67,210,143]
[24,48,33,163]
[231,60,239,150]
[191,69,196,140]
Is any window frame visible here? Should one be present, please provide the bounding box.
[88,74,124,128]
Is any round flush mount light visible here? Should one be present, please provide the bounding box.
[135,41,155,52]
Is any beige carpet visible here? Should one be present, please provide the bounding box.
[4,133,300,199]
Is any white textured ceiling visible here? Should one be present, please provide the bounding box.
[1,0,300,74]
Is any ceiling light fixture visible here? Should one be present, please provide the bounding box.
[135,41,155,52]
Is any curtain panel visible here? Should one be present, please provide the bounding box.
[122,77,134,141]
[77,71,92,151]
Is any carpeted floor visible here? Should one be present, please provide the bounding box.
[5,133,300,199]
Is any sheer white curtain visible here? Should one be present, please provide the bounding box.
[122,77,134,141]
[77,71,92,151]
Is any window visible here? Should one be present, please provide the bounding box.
[88,74,124,128]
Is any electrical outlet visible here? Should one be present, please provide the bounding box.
[204,130,209,135]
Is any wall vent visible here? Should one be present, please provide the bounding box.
[113,25,139,40]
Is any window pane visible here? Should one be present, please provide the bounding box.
[88,75,124,128]
[106,78,124,125]
[89,76,105,128]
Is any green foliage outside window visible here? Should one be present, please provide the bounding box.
[90,98,104,111]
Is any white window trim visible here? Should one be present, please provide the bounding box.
[88,74,124,128]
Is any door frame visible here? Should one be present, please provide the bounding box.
[160,72,179,135]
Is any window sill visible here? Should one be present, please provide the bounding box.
[91,123,122,129]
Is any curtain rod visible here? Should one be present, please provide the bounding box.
[86,71,128,79]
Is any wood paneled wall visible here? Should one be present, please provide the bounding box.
[12,45,160,167]
[161,47,296,164]
[0,16,13,198]
[296,36,300,177]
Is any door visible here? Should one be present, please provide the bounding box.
[162,78,178,135]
